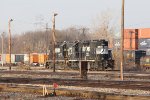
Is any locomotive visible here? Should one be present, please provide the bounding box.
[46,39,114,70]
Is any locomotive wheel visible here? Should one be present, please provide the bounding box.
[67,62,71,67]
[102,66,105,71]
[102,60,108,71]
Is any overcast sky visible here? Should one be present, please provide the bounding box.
[0,0,150,34]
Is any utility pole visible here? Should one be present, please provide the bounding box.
[45,23,48,61]
[120,0,124,80]
[1,32,4,67]
[8,19,13,70]
[52,13,58,72]
[45,23,51,61]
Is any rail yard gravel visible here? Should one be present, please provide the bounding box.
[0,92,97,100]
[1,72,150,81]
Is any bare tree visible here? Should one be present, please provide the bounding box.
[90,11,120,69]
[90,11,116,41]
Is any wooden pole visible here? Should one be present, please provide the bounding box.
[8,19,13,70]
[120,0,124,80]
[52,13,58,72]
[45,23,48,61]
[1,33,4,67]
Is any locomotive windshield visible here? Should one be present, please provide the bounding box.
[68,47,72,56]
[96,46,108,54]
[82,46,90,52]
[55,48,60,53]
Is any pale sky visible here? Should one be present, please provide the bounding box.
[0,0,150,34]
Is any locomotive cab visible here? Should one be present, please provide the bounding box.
[96,40,114,70]
[60,41,68,59]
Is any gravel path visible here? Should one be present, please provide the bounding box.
[60,85,150,96]
[1,83,150,96]
[0,92,97,100]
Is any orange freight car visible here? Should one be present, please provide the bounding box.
[124,39,138,50]
[6,54,10,63]
[139,28,150,39]
[5,54,15,64]
[38,54,48,64]
[30,53,39,64]
[124,29,138,39]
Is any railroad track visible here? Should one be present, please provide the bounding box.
[0,77,150,91]
[1,70,150,80]
[0,70,150,91]
[0,70,78,76]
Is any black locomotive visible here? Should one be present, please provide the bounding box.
[46,39,114,70]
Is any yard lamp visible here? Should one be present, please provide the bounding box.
[8,19,13,70]
[52,13,58,72]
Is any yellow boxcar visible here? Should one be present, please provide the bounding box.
[38,54,48,64]
[6,54,10,63]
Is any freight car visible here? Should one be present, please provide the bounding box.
[123,50,146,70]
[140,55,150,71]
[45,39,114,71]
[123,49,150,72]
[0,53,48,66]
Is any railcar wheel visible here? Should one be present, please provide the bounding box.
[102,60,108,71]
